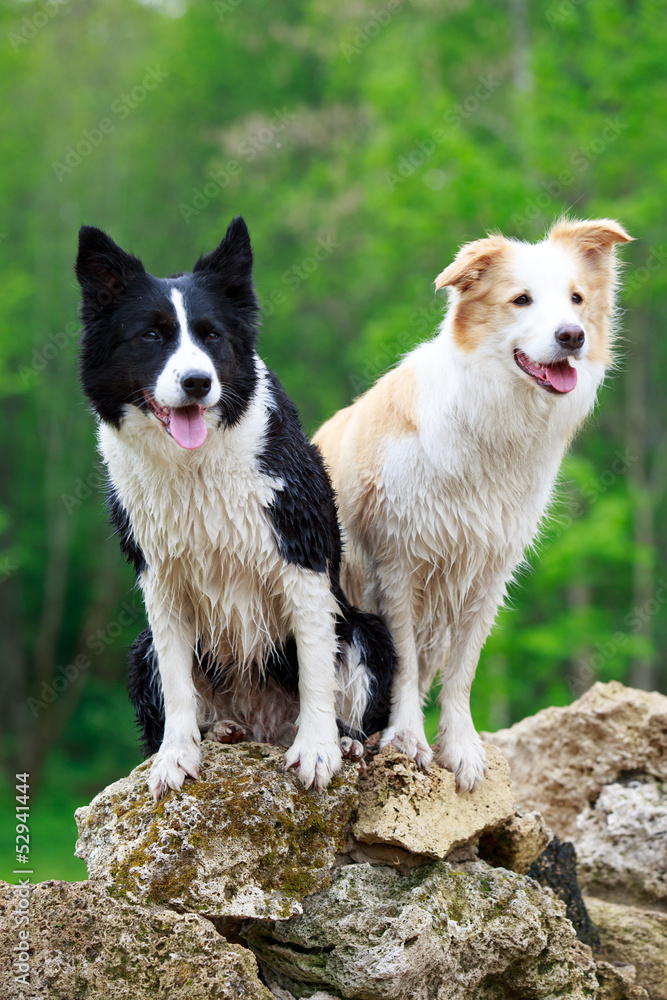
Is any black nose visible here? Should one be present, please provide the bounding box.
[181,372,212,399]
[555,325,585,351]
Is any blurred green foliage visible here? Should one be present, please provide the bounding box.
[0,0,665,881]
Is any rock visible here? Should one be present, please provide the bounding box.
[483,681,667,840]
[585,896,667,1000]
[247,861,600,1000]
[75,741,358,920]
[351,743,514,859]
[595,962,649,1000]
[526,837,600,949]
[0,878,272,1000]
[36,687,667,999]
[270,988,295,1000]
[339,832,432,871]
[478,808,552,873]
[575,780,667,907]
[270,990,341,1000]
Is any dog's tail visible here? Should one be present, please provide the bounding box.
[127,628,165,755]
[335,598,395,739]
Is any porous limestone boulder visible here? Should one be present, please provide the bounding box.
[595,962,649,1000]
[351,743,514,858]
[585,896,667,1000]
[483,681,667,839]
[75,741,358,920]
[575,780,667,906]
[0,878,272,1000]
[270,989,342,1000]
[478,808,552,873]
[246,860,601,1000]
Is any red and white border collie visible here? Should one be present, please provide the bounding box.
[314,218,632,791]
[76,216,394,799]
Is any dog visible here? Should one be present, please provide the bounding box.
[313,218,632,791]
[76,215,394,800]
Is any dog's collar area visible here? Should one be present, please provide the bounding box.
[142,390,208,449]
[513,349,577,394]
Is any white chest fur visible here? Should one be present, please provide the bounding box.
[98,370,288,668]
[375,336,600,632]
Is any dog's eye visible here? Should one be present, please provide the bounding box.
[512,294,532,306]
[572,292,583,304]
[206,331,220,342]
[142,331,160,341]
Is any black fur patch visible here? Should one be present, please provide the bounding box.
[108,489,146,576]
[264,636,300,698]
[127,629,164,754]
[336,598,395,737]
[259,370,341,576]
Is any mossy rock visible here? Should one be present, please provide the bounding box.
[0,879,272,999]
[75,742,358,920]
[247,861,601,999]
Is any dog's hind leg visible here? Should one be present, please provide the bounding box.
[335,599,395,740]
[205,721,248,744]
[195,656,251,746]
[339,736,365,766]
[128,628,165,754]
[374,569,433,769]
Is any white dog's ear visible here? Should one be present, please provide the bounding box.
[549,218,633,261]
[435,235,507,293]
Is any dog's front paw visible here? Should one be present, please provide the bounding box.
[435,730,488,793]
[379,726,433,769]
[284,738,342,790]
[149,733,201,801]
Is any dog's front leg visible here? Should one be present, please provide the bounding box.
[435,584,506,792]
[145,594,201,800]
[283,569,342,790]
[377,572,433,768]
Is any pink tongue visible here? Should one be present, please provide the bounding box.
[169,406,208,449]
[546,361,577,393]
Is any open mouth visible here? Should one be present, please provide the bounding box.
[142,391,208,449]
[513,350,577,394]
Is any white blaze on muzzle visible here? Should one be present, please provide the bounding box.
[149,288,221,449]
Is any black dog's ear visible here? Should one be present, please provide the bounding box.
[76,226,145,307]
[193,216,259,328]
[193,215,254,292]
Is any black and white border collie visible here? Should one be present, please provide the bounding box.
[76,216,394,800]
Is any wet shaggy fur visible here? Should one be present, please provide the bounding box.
[76,216,394,799]
[314,218,632,792]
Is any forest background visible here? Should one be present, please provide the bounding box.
[1,0,665,881]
